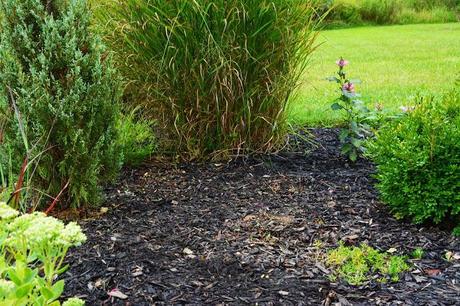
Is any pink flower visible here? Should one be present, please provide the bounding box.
[342,82,355,93]
[336,58,349,67]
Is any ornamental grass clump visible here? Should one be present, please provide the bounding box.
[367,89,460,234]
[104,0,320,159]
[0,0,122,209]
[0,202,85,305]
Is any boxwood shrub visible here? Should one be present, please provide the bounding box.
[367,89,460,233]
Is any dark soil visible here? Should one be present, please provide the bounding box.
[64,129,460,305]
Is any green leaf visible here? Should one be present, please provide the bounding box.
[51,280,65,300]
[341,143,352,154]
[24,267,38,284]
[35,296,46,306]
[351,121,359,133]
[339,129,349,142]
[349,150,358,162]
[8,269,22,286]
[57,264,70,275]
[326,76,341,83]
[40,286,54,300]
[331,102,343,110]
[351,138,362,148]
[15,283,33,298]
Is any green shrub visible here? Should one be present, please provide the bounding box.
[359,0,402,24]
[316,0,459,27]
[367,90,460,232]
[0,202,86,304]
[326,0,363,26]
[117,107,156,166]
[104,0,320,159]
[0,0,122,208]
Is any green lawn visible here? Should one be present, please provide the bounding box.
[289,23,460,126]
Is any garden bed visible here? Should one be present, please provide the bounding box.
[63,129,460,305]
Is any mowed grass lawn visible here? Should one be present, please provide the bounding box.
[289,23,460,126]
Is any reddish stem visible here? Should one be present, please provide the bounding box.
[45,180,70,215]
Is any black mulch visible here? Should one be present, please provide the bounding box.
[63,129,460,305]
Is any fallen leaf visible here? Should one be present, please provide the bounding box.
[95,279,103,288]
[343,234,359,241]
[108,289,128,300]
[243,215,257,222]
[426,269,441,277]
[183,248,194,255]
[413,275,428,283]
[270,215,293,224]
[387,247,397,254]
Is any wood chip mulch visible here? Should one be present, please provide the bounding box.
[63,129,460,305]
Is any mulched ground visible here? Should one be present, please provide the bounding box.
[63,129,460,305]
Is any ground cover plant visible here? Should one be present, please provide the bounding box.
[0,0,122,209]
[315,0,459,28]
[367,88,460,234]
[102,0,320,159]
[0,202,85,305]
[326,243,411,285]
[289,23,460,126]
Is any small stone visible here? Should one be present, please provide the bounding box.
[183,248,194,255]
[278,290,289,296]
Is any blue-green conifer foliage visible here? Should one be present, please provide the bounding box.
[0,0,122,208]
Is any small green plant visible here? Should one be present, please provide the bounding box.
[367,89,460,233]
[0,0,122,209]
[328,58,373,161]
[453,226,460,237]
[411,248,424,260]
[117,107,156,166]
[0,202,85,304]
[104,0,321,159]
[327,243,410,285]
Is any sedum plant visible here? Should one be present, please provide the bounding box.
[0,0,122,209]
[327,243,410,285]
[104,0,320,159]
[0,202,85,305]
